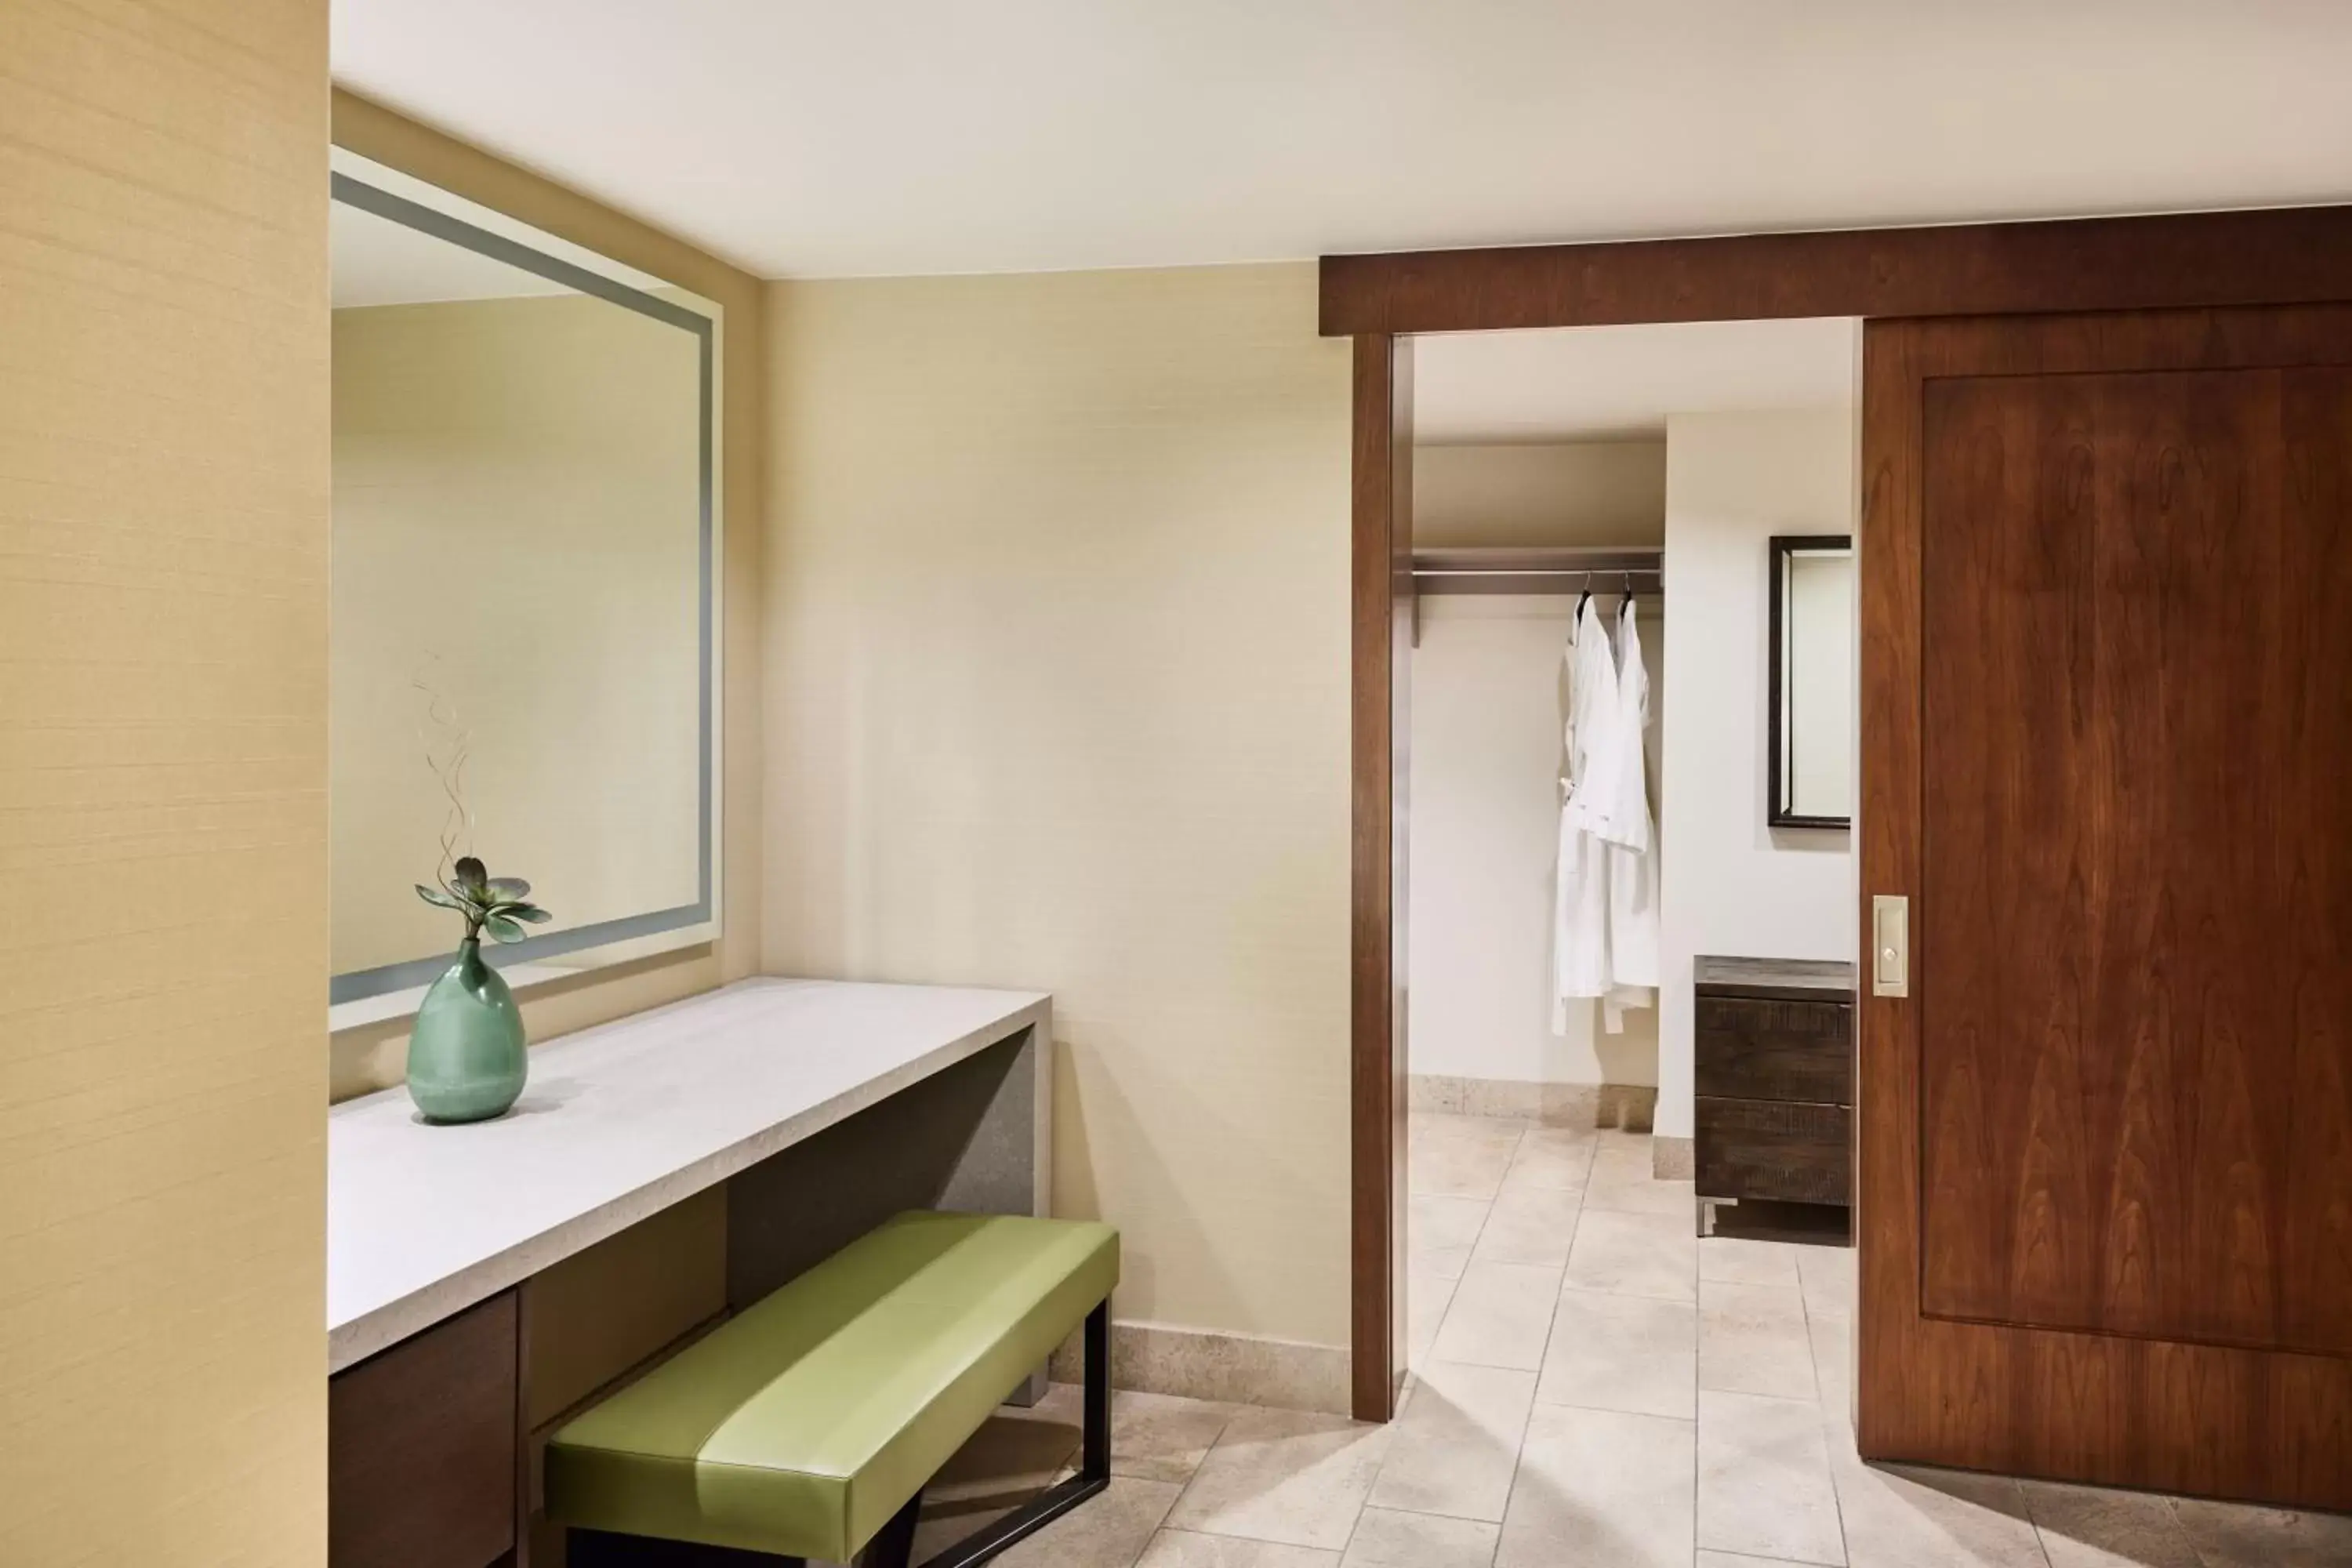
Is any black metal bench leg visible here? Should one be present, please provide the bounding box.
[920,1296,1114,1568]
[1081,1295,1110,1483]
[853,1489,924,1568]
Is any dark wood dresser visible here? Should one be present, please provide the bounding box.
[1693,956,1856,1220]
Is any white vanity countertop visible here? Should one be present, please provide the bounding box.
[327,977,1051,1372]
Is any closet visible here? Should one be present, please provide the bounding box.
[1404,474,1668,1134]
[1412,544,1664,1076]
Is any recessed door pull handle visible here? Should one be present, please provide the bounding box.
[1872,895,1908,997]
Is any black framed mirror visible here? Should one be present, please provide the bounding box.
[1768,534,1854,829]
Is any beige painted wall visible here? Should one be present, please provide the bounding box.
[331,295,702,976]
[329,92,766,1099]
[1415,440,1667,548]
[0,3,329,1563]
[764,265,1354,1349]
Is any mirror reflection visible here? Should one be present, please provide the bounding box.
[1770,535,1854,827]
[329,178,713,1010]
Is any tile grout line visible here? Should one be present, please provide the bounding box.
[1332,1480,1371,1566]
[1690,1186,1703,1568]
[1790,1248,1853,1568]
[1155,1397,1222,1559]
[1415,1118,1512,1374]
[2165,1492,2219,1568]
[1123,1477,1183,1568]
[1404,1115,1525,1568]
[1486,1116,1534,1568]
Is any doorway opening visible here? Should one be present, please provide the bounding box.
[1397,321,1864,1401]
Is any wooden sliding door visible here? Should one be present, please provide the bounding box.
[1857,304,2352,1506]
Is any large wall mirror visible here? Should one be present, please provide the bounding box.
[328,151,720,1022]
[1768,534,1853,829]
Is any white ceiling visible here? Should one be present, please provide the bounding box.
[331,199,573,307]
[1414,318,1858,444]
[330,2,2352,280]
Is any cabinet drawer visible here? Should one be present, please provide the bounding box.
[1694,996,1853,1104]
[1695,1096,1852,1207]
[330,1290,518,1568]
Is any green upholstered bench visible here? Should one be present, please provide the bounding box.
[546,1210,1119,1568]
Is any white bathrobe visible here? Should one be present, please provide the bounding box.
[1562,601,1634,849]
[1552,597,1617,1026]
[1602,598,1661,1032]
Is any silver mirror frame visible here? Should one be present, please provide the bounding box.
[325,149,723,1024]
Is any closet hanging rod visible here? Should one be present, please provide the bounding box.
[1410,546,1664,597]
[1411,567,1664,584]
[1407,548,1663,644]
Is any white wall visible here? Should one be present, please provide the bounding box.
[1407,441,1665,1088]
[1409,593,1661,1087]
[1657,406,1859,1142]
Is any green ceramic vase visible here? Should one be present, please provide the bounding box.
[405,938,527,1123]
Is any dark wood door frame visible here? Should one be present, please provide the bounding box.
[1323,205,2352,337]
[1330,201,2352,1424]
[1349,334,1412,1418]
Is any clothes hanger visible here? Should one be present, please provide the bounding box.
[1575,571,1592,619]
[1620,571,1635,614]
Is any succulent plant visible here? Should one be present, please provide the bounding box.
[416,855,553,945]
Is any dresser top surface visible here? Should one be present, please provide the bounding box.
[1693,954,1857,999]
[328,978,1048,1372]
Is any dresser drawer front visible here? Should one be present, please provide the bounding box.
[1695,1097,1852,1206]
[1694,996,1853,1104]
[330,1290,518,1568]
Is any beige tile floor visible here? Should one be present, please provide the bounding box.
[921,1112,2352,1567]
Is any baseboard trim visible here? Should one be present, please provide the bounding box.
[1409,1073,1657,1131]
[1050,1320,1350,1417]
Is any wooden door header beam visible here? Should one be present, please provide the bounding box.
[1319,205,2352,337]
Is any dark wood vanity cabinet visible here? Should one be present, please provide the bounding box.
[329,1290,521,1568]
[1693,956,1856,1210]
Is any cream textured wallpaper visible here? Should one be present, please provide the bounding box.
[0,2,330,1563]
[328,92,767,1099]
[764,265,1356,1349]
